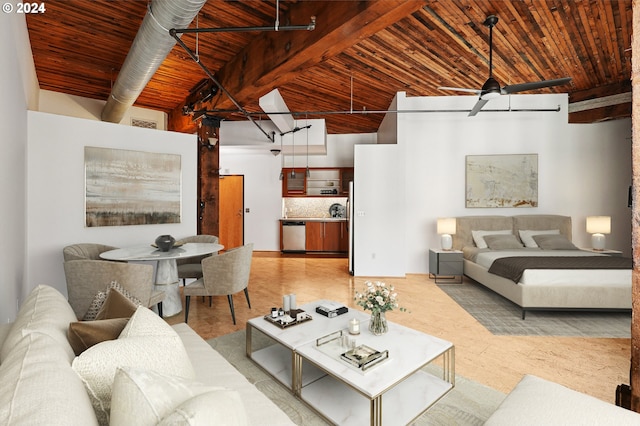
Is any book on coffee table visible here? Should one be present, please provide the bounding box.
[341,344,388,371]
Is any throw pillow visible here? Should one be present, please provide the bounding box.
[83,281,142,321]
[82,291,107,321]
[67,318,129,356]
[110,367,247,426]
[483,234,524,250]
[518,229,560,248]
[72,307,195,425]
[532,234,578,250]
[471,230,512,249]
[94,286,139,320]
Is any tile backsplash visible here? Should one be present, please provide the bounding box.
[283,197,347,218]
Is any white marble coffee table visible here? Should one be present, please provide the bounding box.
[246,300,454,425]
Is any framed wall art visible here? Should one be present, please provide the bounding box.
[465,154,538,208]
[85,146,182,227]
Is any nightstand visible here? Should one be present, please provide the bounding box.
[429,249,463,283]
[580,248,623,256]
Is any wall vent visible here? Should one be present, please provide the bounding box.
[131,118,157,129]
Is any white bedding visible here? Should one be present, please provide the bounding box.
[474,250,632,286]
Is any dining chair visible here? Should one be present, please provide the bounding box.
[176,235,220,286]
[184,243,253,324]
[63,259,164,319]
[63,243,118,261]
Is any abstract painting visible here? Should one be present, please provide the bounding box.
[85,147,181,227]
[465,154,538,208]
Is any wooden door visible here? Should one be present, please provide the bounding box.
[219,175,244,250]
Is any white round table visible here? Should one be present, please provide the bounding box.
[100,242,224,317]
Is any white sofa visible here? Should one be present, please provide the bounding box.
[485,374,640,425]
[0,285,294,425]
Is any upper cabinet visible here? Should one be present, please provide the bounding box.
[282,168,306,196]
[282,167,354,197]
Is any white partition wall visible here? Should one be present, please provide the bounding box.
[26,112,198,296]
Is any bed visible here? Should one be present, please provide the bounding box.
[452,215,632,319]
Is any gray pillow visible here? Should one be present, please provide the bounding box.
[483,234,524,250]
[532,234,578,250]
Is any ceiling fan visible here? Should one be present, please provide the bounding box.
[439,15,572,116]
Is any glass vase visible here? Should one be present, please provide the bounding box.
[369,310,388,335]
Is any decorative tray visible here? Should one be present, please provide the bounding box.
[340,345,389,371]
[263,309,312,329]
[150,241,184,249]
[315,330,389,372]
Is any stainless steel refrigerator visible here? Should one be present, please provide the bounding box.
[348,181,355,275]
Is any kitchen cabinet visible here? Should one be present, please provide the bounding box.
[282,168,306,196]
[282,167,354,197]
[305,221,347,253]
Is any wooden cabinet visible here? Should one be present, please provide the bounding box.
[282,168,306,196]
[282,167,354,197]
[305,221,348,253]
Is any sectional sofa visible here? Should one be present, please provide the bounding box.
[0,285,294,425]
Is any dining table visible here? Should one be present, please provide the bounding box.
[100,242,223,317]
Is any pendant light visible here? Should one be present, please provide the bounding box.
[278,133,284,180]
[305,115,310,177]
[290,127,296,178]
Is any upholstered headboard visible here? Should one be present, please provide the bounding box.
[452,214,572,250]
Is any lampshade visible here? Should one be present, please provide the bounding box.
[586,216,611,234]
[437,218,456,251]
[586,216,611,250]
[437,218,457,235]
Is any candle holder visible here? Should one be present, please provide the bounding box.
[348,318,360,335]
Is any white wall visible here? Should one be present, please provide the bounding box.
[355,92,632,276]
[0,12,39,322]
[26,112,197,296]
[39,90,168,130]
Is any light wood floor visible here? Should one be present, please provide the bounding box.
[165,252,630,403]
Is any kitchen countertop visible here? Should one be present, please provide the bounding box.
[280,217,347,222]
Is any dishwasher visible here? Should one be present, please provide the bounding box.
[282,221,306,252]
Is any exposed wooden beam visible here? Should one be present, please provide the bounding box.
[168,0,428,133]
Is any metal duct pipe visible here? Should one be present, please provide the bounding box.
[101,0,206,123]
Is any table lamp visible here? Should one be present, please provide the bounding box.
[586,216,610,250]
[437,218,456,250]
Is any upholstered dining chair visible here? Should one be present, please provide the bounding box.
[62,243,118,262]
[176,235,220,286]
[63,259,165,319]
[183,243,253,324]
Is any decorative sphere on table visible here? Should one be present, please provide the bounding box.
[155,235,176,252]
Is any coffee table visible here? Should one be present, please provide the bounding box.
[246,300,454,425]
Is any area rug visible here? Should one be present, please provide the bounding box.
[437,281,631,338]
[207,330,505,425]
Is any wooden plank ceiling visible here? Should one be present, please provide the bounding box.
[26,0,633,135]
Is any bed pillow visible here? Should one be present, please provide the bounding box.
[471,230,512,249]
[519,229,560,248]
[532,234,578,250]
[483,234,524,250]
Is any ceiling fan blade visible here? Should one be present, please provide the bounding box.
[502,77,572,94]
[438,87,482,95]
[468,98,489,117]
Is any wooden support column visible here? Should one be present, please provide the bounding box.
[631,0,640,413]
[197,121,220,237]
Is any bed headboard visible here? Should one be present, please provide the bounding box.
[452,214,572,250]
